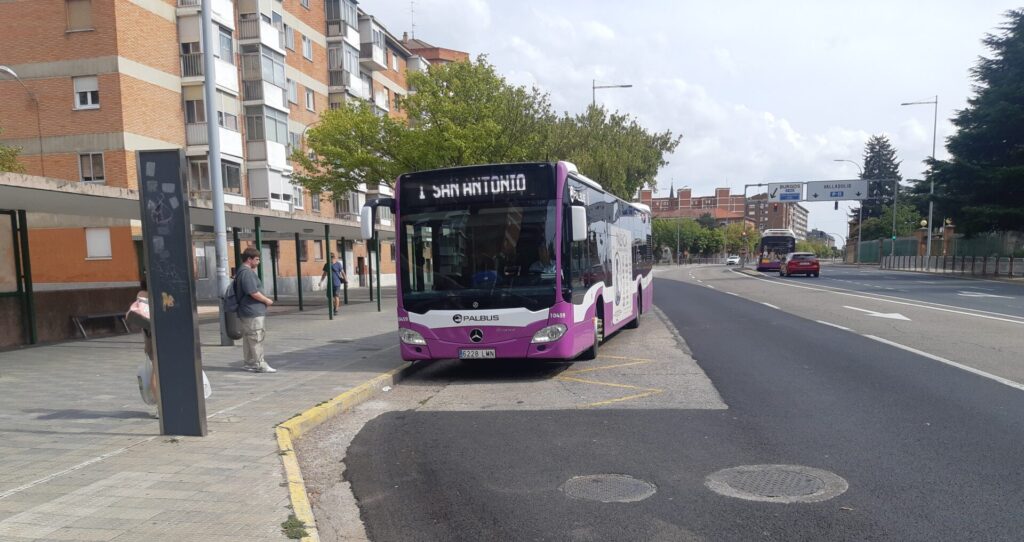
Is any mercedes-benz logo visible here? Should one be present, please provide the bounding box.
[472,301,479,308]
[453,314,463,324]
[469,329,483,343]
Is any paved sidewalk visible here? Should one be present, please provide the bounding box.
[0,290,402,542]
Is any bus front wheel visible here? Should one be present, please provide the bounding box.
[624,287,641,329]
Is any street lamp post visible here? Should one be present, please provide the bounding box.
[901,96,938,266]
[834,160,864,265]
[0,65,44,176]
[827,233,846,262]
[592,79,632,107]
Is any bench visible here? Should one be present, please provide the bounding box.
[72,312,131,339]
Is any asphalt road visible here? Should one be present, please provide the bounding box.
[307,266,1024,541]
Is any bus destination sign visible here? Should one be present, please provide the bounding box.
[399,163,555,206]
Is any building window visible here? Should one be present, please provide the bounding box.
[216,91,239,131]
[313,240,325,261]
[222,161,242,194]
[66,0,92,31]
[311,192,321,213]
[343,0,358,29]
[185,100,205,123]
[298,240,308,261]
[305,89,315,111]
[217,26,233,64]
[79,152,104,183]
[245,106,287,144]
[73,76,99,109]
[284,24,295,50]
[293,185,304,209]
[301,0,309,8]
[390,242,396,262]
[302,35,313,61]
[261,47,286,88]
[391,51,398,71]
[188,160,210,196]
[85,227,112,259]
[287,79,298,103]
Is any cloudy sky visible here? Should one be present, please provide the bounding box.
[362,0,1019,240]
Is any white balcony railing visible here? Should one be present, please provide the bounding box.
[238,17,259,40]
[181,53,203,77]
[186,122,208,145]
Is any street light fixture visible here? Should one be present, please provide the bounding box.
[0,65,44,176]
[592,79,632,107]
[901,95,938,264]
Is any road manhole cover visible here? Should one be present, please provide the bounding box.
[705,465,847,503]
[561,474,656,503]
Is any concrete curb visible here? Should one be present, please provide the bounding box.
[275,360,421,542]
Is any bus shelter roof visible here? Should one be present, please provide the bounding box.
[0,173,394,239]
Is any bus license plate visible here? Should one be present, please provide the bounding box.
[460,349,496,359]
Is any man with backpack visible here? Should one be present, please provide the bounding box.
[235,247,276,373]
[319,253,346,312]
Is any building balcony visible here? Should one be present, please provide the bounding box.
[328,68,352,89]
[238,16,285,52]
[178,0,199,7]
[360,42,386,71]
[186,122,208,145]
[181,53,203,78]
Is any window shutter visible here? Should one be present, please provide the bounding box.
[66,0,92,30]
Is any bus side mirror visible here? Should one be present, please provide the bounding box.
[360,206,374,240]
[571,205,587,242]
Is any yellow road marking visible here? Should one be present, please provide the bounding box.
[581,389,664,408]
[556,375,658,391]
[561,360,651,375]
[597,355,654,362]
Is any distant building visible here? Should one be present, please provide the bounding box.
[745,194,809,239]
[807,229,835,247]
[636,187,752,227]
[401,33,470,65]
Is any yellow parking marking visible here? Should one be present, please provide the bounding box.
[561,360,650,376]
[582,390,664,408]
[557,375,658,391]
[598,355,654,362]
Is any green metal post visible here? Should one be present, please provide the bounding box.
[374,232,381,312]
[17,210,37,344]
[254,216,263,281]
[270,241,278,302]
[325,224,333,320]
[232,228,241,274]
[7,212,29,344]
[340,236,348,305]
[294,232,304,311]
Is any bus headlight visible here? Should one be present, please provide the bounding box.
[399,328,426,345]
[531,324,567,344]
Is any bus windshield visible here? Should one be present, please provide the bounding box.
[399,200,559,313]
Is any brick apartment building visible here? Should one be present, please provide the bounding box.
[636,186,752,227]
[744,194,809,239]
[0,0,465,347]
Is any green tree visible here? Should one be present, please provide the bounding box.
[852,134,902,221]
[858,203,923,240]
[696,212,716,229]
[550,105,680,198]
[295,56,680,201]
[796,239,832,257]
[652,218,704,259]
[0,127,25,173]
[929,9,1024,234]
[722,223,759,254]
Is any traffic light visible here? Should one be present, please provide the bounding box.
[773,203,779,212]
[834,201,839,210]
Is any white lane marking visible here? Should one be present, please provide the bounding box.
[729,269,1024,325]
[762,302,780,309]
[843,306,911,321]
[697,280,703,283]
[726,292,739,297]
[864,335,1024,393]
[816,320,852,331]
[0,436,158,500]
[958,291,1013,299]
[706,285,716,289]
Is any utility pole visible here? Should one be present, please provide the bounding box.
[201,0,231,345]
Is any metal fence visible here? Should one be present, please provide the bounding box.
[881,255,1024,277]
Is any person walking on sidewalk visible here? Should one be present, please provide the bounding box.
[320,253,346,312]
[237,247,276,373]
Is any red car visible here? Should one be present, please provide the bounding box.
[780,252,820,277]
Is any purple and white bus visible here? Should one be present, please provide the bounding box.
[361,161,654,361]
